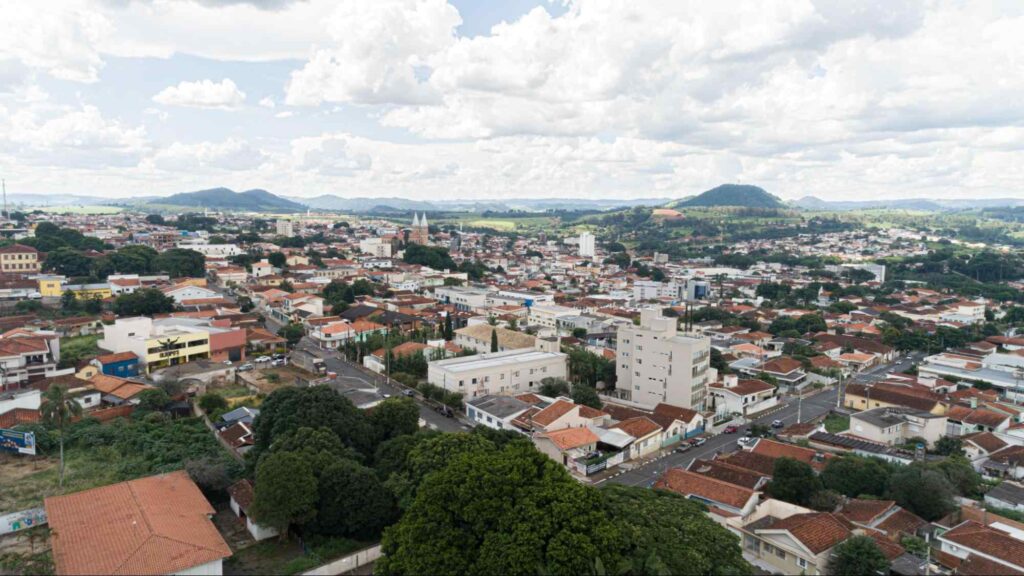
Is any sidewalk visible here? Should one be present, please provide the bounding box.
[584,446,677,484]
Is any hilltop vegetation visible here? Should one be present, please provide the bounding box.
[673,184,783,208]
[158,187,305,212]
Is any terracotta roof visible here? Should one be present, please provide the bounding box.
[577,404,608,419]
[710,378,775,396]
[876,507,927,538]
[531,400,577,427]
[760,356,803,374]
[948,404,1011,428]
[541,427,598,451]
[719,450,777,476]
[959,554,1024,576]
[688,459,765,490]
[751,438,830,470]
[963,431,1008,454]
[654,468,756,510]
[227,479,255,511]
[652,402,701,424]
[95,352,139,364]
[845,384,940,412]
[942,521,1024,571]
[610,416,662,439]
[45,470,231,575]
[867,532,906,561]
[761,513,851,554]
[0,244,37,254]
[840,499,896,523]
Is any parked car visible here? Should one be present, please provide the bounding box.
[237,363,254,372]
[674,444,691,453]
[437,405,454,418]
[737,436,755,447]
[254,356,271,363]
[271,358,287,367]
[402,390,415,397]
[688,437,707,447]
[771,419,785,428]
[723,425,739,434]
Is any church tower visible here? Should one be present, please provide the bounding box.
[410,212,429,244]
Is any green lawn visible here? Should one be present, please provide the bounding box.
[58,335,100,368]
[824,414,850,433]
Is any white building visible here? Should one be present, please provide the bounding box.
[434,285,491,311]
[276,219,294,237]
[427,339,567,398]
[359,237,393,258]
[613,308,712,411]
[177,243,243,257]
[578,231,596,259]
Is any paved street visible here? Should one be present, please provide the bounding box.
[296,340,466,433]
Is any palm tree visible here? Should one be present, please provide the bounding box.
[40,384,82,491]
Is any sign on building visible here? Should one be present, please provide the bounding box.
[0,428,36,456]
[1,508,47,535]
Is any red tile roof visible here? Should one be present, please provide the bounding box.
[751,438,830,470]
[45,470,231,575]
[610,416,662,439]
[840,499,896,524]
[531,400,577,427]
[654,468,756,510]
[942,521,1024,571]
[541,427,599,451]
[762,513,851,554]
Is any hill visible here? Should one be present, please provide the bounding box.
[293,195,437,212]
[673,184,783,208]
[159,188,305,212]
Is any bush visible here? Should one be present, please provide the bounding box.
[198,393,229,415]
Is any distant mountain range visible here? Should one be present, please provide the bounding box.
[4,186,1021,213]
[156,188,306,212]
[670,184,784,209]
[792,196,1024,211]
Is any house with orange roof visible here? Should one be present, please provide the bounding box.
[611,416,663,459]
[0,328,65,390]
[654,468,760,518]
[533,427,599,467]
[750,438,833,471]
[524,398,609,432]
[710,374,778,418]
[45,470,231,575]
[727,499,853,575]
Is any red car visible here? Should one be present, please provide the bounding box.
[723,425,739,434]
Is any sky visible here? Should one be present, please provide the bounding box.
[1,0,1022,202]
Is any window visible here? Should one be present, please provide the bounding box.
[774,548,785,559]
[796,558,807,569]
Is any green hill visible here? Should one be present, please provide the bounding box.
[673,184,783,208]
[159,188,305,212]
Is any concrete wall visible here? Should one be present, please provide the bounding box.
[302,545,382,576]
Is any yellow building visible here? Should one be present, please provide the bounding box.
[0,244,41,274]
[66,284,113,300]
[39,277,65,298]
[144,331,211,373]
[843,384,947,416]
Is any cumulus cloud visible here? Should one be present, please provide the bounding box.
[0,1,112,82]
[2,103,147,168]
[150,138,267,171]
[153,78,246,109]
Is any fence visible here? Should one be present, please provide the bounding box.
[302,544,382,576]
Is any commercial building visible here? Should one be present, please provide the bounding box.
[359,237,394,258]
[614,308,712,411]
[99,317,212,373]
[427,338,567,398]
[276,219,294,237]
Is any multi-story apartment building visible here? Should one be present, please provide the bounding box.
[615,308,711,411]
[0,244,41,274]
[428,338,567,398]
[578,231,595,258]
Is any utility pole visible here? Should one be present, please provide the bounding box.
[797,392,802,424]
[836,371,844,409]
[2,179,6,220]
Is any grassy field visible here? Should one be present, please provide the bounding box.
[824,414,850,433]
[58,335,100,368]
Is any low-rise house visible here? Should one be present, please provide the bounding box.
[709,375,777,418]
[0,329,64,390]
[90,351,140,378]
[520,398,609,432]
[654,468,760,519]
[947,402,1012,436]
[837,499,927,541]
[89,374,154,406]
[228,479,278,541]
[729,499,852,576]
[962,431,1010,469]
[937,520,1024,574]
[687,458,769,491]
[749,438,832,471]
[363,341,430,375]
[611,416,663,459]
[847,407,947,448]
[45,470,231,576]
[842,382,945,415]
[985,482,1024,513]
[453,324,536,353]
[533,427,599,468]
[465,394,533,432]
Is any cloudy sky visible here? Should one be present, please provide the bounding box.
[1,0,1022,202]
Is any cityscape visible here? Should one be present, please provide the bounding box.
[2,2,1024,576]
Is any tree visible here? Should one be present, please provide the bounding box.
[44,248,92,277]
[828,535,890,576]
[386,432,497,509]
[198,393,229,415]
[766,458,822,506]
[821,456,892,498]
[377,442,625,575]
[136,388,171,412]
[154,248,206,278]
[443,314,453,341]
[15,300,43,313]
[932,455,981,497]
[186,456,240,495]
[253,386,373,459]
[310,458,397,538]
[539,377,570,397]
[250,451,318,538]
[570,384,602,409]
[279,322,305,348]
[369,397,420,445]
[603,484,750,575]
[40,385,83,490]
[145,214,165,225]
[490,328,499,352]
[888,464,957,521]
[60,290,79,312]
[112,288,175,316]
[268,252,287,269]
[935,435,964,456]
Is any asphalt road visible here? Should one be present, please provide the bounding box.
[296,339,466,433]
[606,354,920,488]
